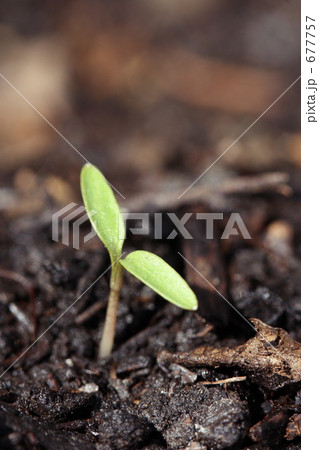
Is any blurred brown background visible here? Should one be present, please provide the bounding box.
[0,0,300,209]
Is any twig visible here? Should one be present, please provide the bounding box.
[74,299,107,325]
[200,376,247,385]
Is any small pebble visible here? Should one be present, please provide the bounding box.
[79,383,99,393]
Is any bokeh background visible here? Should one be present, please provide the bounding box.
[0,0,300,211]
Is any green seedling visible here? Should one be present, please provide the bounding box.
[81,164,198,358]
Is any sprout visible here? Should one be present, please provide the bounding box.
[81,164,198,358]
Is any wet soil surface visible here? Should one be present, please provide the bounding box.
[0,173,300,449]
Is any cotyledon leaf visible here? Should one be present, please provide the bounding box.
[81,164,125,262]
[120,250,198,310]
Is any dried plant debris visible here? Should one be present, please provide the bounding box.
[158,318,301,391]
[285,413,301,441]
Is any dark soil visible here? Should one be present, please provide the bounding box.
[0,177,300,449]
[0,2,300,448]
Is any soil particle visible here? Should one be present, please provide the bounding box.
[248,408,290,446]
[182,213,231,328]
[231,286,285,327]
[17,387,99,422]
[0,403,95,450]
[138,373,249,449]
[97,406,157,448]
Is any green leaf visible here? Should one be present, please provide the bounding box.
[120,250,198,310]
[81,164,125,261]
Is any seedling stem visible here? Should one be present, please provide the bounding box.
[99,262,124,358]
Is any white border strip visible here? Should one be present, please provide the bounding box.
[302,1,319,447]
